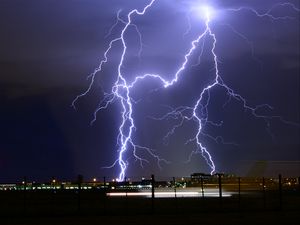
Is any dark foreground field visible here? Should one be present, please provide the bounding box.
[1,211,300,225]
[0,189,299,225]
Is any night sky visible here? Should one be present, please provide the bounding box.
[0,0,299,182]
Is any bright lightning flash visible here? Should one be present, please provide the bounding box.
[72,1,299,181]
[198,5,216,19]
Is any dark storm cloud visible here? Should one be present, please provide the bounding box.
[0,0,299,181]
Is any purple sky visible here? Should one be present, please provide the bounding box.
[0,0,299,182]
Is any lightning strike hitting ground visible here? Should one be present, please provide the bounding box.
[73,1,299,181]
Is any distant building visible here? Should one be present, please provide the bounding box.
[190,173,211,183]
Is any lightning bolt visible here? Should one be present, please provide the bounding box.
[73,1,299,181]
[227,2,300,20]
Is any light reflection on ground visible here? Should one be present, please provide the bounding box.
[107,188,232,198]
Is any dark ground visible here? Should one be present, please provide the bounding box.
[0,189,299,225]
[1,211,300,225]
